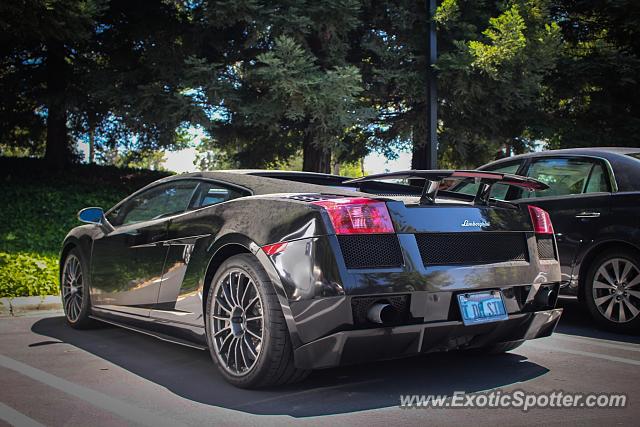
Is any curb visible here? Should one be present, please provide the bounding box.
[0,295,62,316]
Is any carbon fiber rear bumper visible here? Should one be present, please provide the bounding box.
[293,308,562,369]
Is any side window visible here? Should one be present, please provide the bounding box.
[584,163,610,193]
[108,181,198,226]
[524,158,606,198]
[453,161,522,200]
[190,181,245,209]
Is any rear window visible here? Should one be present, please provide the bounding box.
[189,181,246,209]
[525,158,609,197]
[627,153,640,161]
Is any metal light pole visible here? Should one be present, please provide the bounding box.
[411,0,438,172]
[427,0,438,169]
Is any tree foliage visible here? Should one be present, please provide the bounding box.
[0,0,638,171]
[0,0,200,168]
[189,0,369,172]
[435,0,562,166]
[355,0,563,168]
[544,0,640,148]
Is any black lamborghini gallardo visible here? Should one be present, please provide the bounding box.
[60,170,563,388]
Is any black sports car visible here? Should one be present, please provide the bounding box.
[60,170,563,388]
[454,148,640,332]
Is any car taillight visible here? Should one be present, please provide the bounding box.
[311,197,395,234]
[262,242,288,255]
[528,205,554,234]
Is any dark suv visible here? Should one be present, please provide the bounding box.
[456,147,640,332]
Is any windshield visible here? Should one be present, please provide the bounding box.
[626,153,640,161]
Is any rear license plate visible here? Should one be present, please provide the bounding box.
[457,290,508,325]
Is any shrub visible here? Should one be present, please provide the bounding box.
[0,252,59,297]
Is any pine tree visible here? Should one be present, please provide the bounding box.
[0,0,106,167]
[0,0,203,168]
[191,0,368,172]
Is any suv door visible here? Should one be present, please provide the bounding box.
[91,180,199,317]
[514,157,612,284]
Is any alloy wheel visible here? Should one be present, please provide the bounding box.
[62,255,84,322]
[211,269,264,376]
[592,257,640,323]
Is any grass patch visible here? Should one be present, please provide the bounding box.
[0,157,170,297]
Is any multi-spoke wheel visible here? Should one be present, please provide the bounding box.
[211,269,264,376]
[61,248,95,329]
[585,250,640,332]
[205,254,310,388]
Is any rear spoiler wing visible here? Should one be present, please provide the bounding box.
[344,170,549,205]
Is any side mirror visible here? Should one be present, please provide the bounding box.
[78,207,104,225]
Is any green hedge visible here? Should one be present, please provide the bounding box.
[0,252,58,297]
[0,157,170,297]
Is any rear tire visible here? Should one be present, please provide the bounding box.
[60,248,97,329]
[205,254,310,388]
[584,249,640,333]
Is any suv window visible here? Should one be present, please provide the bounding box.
[108,181,198,226]
[189,181,245,209]
[524,158,609,198]
[454,161,522,200]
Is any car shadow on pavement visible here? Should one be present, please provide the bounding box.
[32,316,549,417]
[555,297,640,344]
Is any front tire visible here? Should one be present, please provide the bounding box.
[205,254,310,388]
[584,250,640,333]
[61,248,96,329]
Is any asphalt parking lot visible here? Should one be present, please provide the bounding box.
[0,297,638,427]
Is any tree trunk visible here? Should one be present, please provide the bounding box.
[44,40,70,169]
[302,135,331,173]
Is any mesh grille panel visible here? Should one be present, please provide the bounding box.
[416,232,528,265]
[536,235,556,260]
[338,234,403,269]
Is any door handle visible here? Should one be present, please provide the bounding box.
[575,211,601,218]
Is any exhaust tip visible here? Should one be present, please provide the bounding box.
[367,302,398,324]
[535,286,557,308]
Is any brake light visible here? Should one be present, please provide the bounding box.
[312,197,395,234]
[528,205,554,234]
[262,242,288,255]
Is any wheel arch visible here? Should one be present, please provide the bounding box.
[60,241,78,270]
[59,236,92,282]
[201,233,302,349]
[202,242,253,315]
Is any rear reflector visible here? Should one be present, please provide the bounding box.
[312,197,395,235]
[262,242,288,255]
[528,205,554,234]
